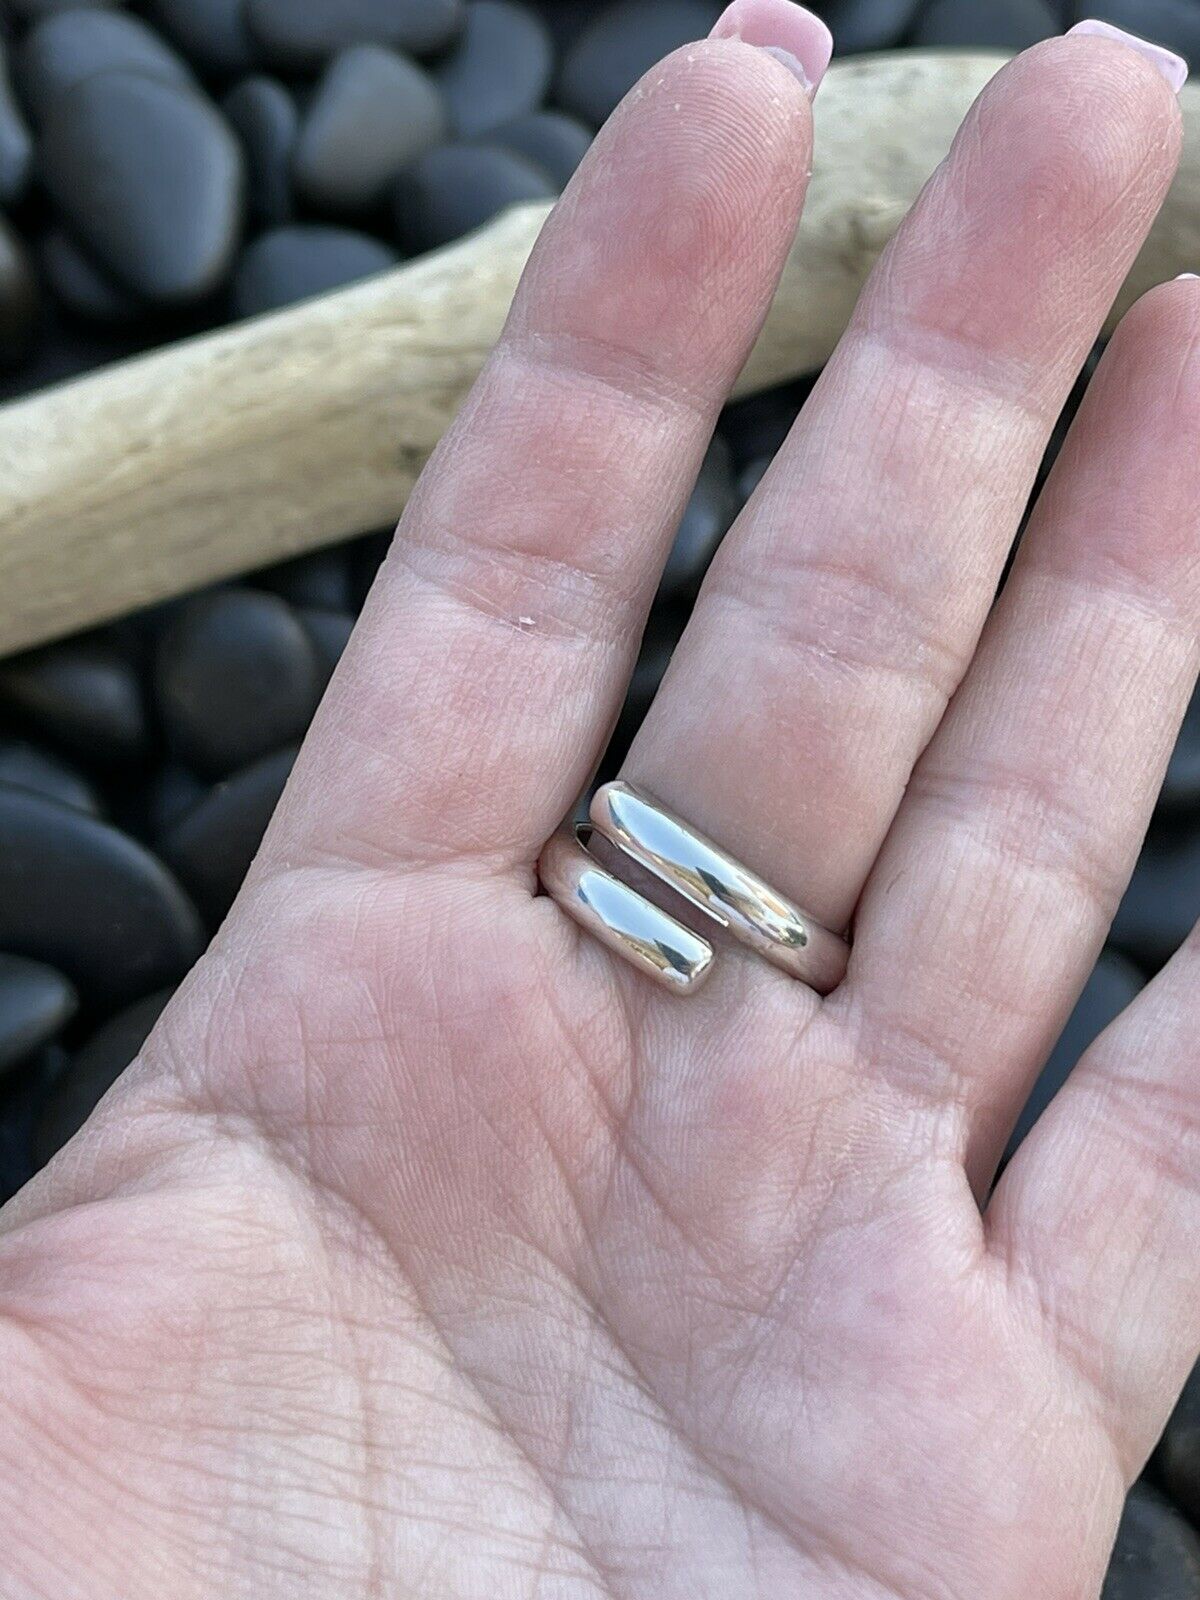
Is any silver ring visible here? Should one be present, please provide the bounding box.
[539,781,850,996]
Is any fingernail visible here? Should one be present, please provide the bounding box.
[1068,19,1189,92]
[1177,272,1200,281]
[709,0,834,96]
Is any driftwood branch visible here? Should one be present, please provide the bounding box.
[1,49,1198,656]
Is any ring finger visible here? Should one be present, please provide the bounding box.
[621,27,1183,952]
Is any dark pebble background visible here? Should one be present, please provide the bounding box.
[0,2,1196,1588]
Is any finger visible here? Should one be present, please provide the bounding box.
[619,31,1182,936]
[260,5,827,874]
[987,930,1200,1477]
[849,277,1200,1187]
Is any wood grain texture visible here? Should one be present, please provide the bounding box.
[1,50,1198,655]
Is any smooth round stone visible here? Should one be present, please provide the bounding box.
[911,0,1058,48]
[32,987,173,1169]
[0,302,144,402]
[658,435,739,601]
[393,141,554,253]
[437,1,552,138]
[1111,823,1200,973]
[556,0,722,126]
[146,0,257,79]
[737,454,771,503]
[40,71,245,304]
[222,74,297,227]
[40,227,143,324]
[0,42,31,203]
[0,739,101,814]
[0,214,38,366]
[144,760,204,837]
[1102,1484,1200,1599]
[10,0,124,13]
[301,608,355,683]
[293,44,447,214]
[1160,682,1200,812]
[246,0,464,69]
[231,224,398,318]
[156,588,323,777]
[1075,2,1200,66]
[490,109,591,186]
[0,639,147,765]
[1004,950,1143,1159]
[258,547,355,612]
[0,787,203,1005]
[0,954,77,1078]
[719,376,810,465]
[17,8,194,117]
[823,0,923,53]
[1159,1361,1200,1528]
[158,745,296,923]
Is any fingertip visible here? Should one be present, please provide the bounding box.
[709,0,833,96]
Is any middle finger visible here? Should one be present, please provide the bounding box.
[621,30,1183,945]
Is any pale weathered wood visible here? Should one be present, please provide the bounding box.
[1,49,1199,655]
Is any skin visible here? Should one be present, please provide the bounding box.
[2,25,1199,1600]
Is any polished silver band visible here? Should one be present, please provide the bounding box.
[539,781,850,996]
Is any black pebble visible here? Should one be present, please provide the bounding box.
[155,588,323,777]
[40,227,142,324]
[257,546,355,612]
[17,7,193,117]
[719,376,810,466]
[737,454,771,503]
[0,953,77,1078]
[0,212,38,366]
[658,435,738,601]
[437,1,552,138]
[0,301,143,402]
[300,608,355,683]
[824,0,924,53]
[145,0,257,80]
[1159,1362,1200,1530]
[1102,1483,1200,1599]
[33,986,173,1169]
[10,0,124,14]
[144,760,204,836]
[158,744,295,924]
[231,224,398,318]
[1111,822,1200,973]
[0,738,101,814]
[0,638,147,765]
[0,786,203,1006]
[393,141,554,254]
[293,43,447,215]
[556,0,722,126]
[1073,2,1200,67]
[246,0,464,70]
[490,108,591,186]
[1160,681,1200,813]
[39,70,244,304]
[222,73,297,227]
[911,0,1059,49]
[1004,950,1143,1159]
[0,40,31,203]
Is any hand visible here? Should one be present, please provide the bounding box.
[3,8,1198,1596]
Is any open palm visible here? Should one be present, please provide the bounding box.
[4,10,1200,1597]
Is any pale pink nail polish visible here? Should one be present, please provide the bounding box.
[709,0,834,96]
[1068,19,1189,92]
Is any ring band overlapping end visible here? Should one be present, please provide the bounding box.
[538,781,850,996]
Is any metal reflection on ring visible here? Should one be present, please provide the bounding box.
[539,826,715,994]
[588,781,850,994]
